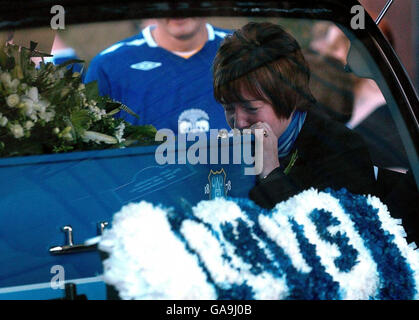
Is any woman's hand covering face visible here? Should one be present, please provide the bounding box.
[222,98,292,178]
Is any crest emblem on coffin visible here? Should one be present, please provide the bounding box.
[205,168,231,200]
[178,108,210,134]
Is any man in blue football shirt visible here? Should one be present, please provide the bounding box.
[85,18,230,135]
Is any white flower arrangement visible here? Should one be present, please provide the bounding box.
[99,189,419,300]
[0,42,156,157]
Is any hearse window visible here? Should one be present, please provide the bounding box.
[0,16,417,240]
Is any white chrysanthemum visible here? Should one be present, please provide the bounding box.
[367,195,419,300]
[6,94,19,108]
[9,123,24,138]
[99,201,217,300]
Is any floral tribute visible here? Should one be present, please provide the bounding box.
[0,42,156,157]
[99,188,419,300]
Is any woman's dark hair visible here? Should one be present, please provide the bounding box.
[213,22,315,119]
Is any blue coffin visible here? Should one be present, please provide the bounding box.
[0,135,256,299]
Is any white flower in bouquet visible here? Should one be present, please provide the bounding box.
[62,132,73,141]
[26,87,39,103]
[9,79,19,92]
[115,123,126,143]
[60,87,70,98]
[0,72,11,86]
[88,102,106,121]
[19,83,28,92]
[1,73,19,93]
[24,120,34,131]
[39,110,55,122]
[0,114,8,127]
[28,113,38,122]
[21,97,34,116]
[6,94,20,108]
[82,130,118,144]
[34,100,49,113]
[58,126,73,141]
[0,42,157,157]
[9,123,24,138]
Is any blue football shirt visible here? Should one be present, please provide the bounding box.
[85,24,230,135]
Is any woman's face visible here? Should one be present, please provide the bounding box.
[222,92,292,139]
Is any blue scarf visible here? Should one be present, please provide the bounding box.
[277,110,307,158]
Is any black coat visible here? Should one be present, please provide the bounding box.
[249,110,377,208]
[354,104,409,169]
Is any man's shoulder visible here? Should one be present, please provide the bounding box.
[92,32,149,62]
[212,26,231,37]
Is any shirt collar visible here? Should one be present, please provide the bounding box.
[142,23,215,48]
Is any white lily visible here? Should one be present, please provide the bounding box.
[1,73,20,93]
